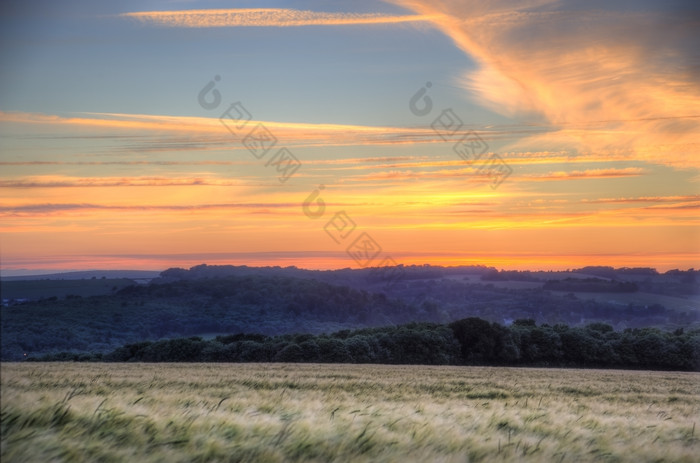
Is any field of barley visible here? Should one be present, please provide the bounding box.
[1,363,698,462]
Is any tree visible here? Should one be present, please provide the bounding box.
[345,336,373,363]
[317,338,352,363]
[560,329,597,365]
[449,317,498,364]
[274,343,304,362]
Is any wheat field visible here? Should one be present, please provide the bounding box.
[1,363,698,462]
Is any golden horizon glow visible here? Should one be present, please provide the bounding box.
[1,2,698,274]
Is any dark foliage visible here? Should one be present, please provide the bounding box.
[31,318,700,371]
[543,278,638,293]
[4,265,698,362]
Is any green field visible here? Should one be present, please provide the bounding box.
[1,364,698,462]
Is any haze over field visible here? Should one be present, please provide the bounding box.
[1,0,698,275]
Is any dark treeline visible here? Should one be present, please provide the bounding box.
[542,278,639,293]
[5,267,698,361]
[32,318,700,371]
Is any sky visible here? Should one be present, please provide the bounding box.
[1,0,699,274]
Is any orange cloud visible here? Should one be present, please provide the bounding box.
[587,195,700,204]
[525,167,647,181]
[0,175,247,188]
[0,161,249,167]
[389,0,700,168]
[120,8,436,28]
[0,202,295,216]
[0,110,435,148]
[8,111,678,168]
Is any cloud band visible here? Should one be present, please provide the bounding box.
[121,8,436,28]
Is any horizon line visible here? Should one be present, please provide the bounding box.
[3,262,696,279]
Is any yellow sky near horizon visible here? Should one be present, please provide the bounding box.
[1,109,697,272]
[1,1,698,273]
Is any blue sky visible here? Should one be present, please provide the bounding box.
[0,0,492,126]
[1,0,698,273]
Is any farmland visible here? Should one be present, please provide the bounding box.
[2,363,698,462]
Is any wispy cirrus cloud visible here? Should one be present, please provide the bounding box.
[390,0,700,168]
[0,153,652,173]
[3,110,662,162]
[0,201,362,215]
[343,166,647,183]
[586,195,700,204]
[0,160,249,167]
[525,167,646,181]
[0,202,292,215]
[0,175,247,188]
[0,110,557,156]
[644,203,700,211]
[120,8,436,28]
[0,110,434,147]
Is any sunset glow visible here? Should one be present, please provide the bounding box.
[1,0,698,274]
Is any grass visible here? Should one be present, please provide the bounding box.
[1,363,698,462]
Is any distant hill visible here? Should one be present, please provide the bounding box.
[1,270,162,301]
[2,270,161,281]
[1,264,698,361]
